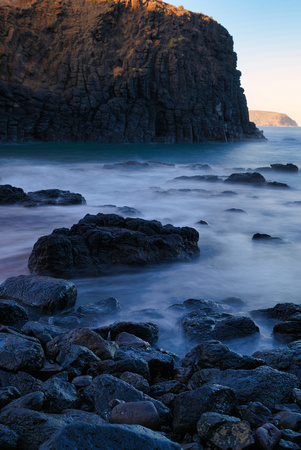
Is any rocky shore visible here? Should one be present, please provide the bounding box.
[0,273,301,449]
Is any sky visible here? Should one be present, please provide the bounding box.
[170,0,301,126]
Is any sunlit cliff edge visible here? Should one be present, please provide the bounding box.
[0,0,264,142]
[249,110,298,128]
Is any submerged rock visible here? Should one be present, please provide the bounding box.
[28,213,200,278]
[0,275,77,314]
[224,172,266,185]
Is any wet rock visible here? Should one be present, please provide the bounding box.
[76,297,120,317]
[213,316,260,341]
[72,375,93,389]
[0,387,21,409]
[150,380,188,398]
[238,402,273,429]
[0,407,67,449]
[255,423,281,449]
[0,300,28,328]
[252,233,283,241]
[28,213,200,278]
[42,377,79,413]
[197,412,254,449]
[97,355,150,380]
[39,423,181,450]
[0,275,77,314]
[270,163,298,173]
[196,220,209,225]
[115,331,151,349]
[56,343,100,374]
[2,391,44,412]
[110,321,159,345]
[179,311,217,342]
[172,384,237,434]
[0,331,45,372]
[253,341,301,380]
[0,185,28,205]
[119,372,150,394]
[0,185,86,206]
[83,374,171,425]
[273,319,301,343]
[0,424,19,449]
[182,163,212,171]
[46,327,118,360]
[281,429,301,446]
[292,388,301,405]
[180,340,264,372]
[110,401,161,430]
[103,161,175,170]
[266,181,290,189]
[21,321,65,346]
[250,303,301,321]
[173,175,221,183]
[224,172,266,185]
[0,370,43,396]
[277,439,301,449]
[98,204,143,217]
[220,296,246,308]
[189,366,298,409]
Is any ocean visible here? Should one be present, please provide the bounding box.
[1,126,301,356]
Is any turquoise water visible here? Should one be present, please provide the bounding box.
[1,127,301,355]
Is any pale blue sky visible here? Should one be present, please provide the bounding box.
[170,0,301,125]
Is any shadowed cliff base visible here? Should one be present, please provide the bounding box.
[0,0,264,143]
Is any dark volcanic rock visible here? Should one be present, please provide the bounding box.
[0,299,28,328]
[39,423,181,450]
[190,366,298,409]
[0,275,77,314]
[76,297,120,316]
[0,0,263,143]
[213,316,260,341]
[103,161,175,170]
[28,213,200,278]
[0,424,19,449]
[273,319,301,343]
[109,321,159,345]
[0,185,86,206]
[250,302,301,321]
[224,172,266,185]
[253,341,301,380]
[270,163,298,173]
[0,370,43,396]
[252,233,283,241]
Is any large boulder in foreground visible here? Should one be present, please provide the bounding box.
[40,423,181,450]
[28,214,200,278]
[0,275,77,314]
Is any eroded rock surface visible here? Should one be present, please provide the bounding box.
[28,213,200,278]
[0,0,263,143]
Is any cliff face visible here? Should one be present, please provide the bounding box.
[0,0,263,142]
[249,111,298,127]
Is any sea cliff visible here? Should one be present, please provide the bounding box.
[0,0,263,142]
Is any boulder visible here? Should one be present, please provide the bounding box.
[115,332,151,349]
[28,213,200,278]
[119,372,150,394]
[72,375,93,389]
[0,300,28,328]
[0,185,86,206]
[39,423,181,450]
[21,321,65,346]
[270,163,298,173]
[0,275,77,314]
[110,401,161,430]
[97,355,150,380]
[109,321,159,345]
[56,343,100,374]
[0,331,45,372]
[0,185,27,205]
[250,303,301,321]
[0,387,21,409]
[149,380,187,398]
[172,384,237,434]
[2,391,44,412]
[42,378,78,413]
[255,423,281,449]
[252,233,283,241]
[224,172,266,185]
[273,411,301,431]
[83,374,171,425]
[213,316,260,341]
[189,366,298,409]
[273,319,301,343]
[0,370,43,396]
[179,310,217,342]
[0,424,19,449]
[197,412,254,449]
[46,328,118,360]
[180,340,264,372]
[238,402,272,429]
[253,341,301,379]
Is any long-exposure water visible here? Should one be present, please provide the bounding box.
[1,127,301,356]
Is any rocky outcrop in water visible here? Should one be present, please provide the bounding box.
[0,185,86,206]
[0,0,263,143]
[28,213,200,278]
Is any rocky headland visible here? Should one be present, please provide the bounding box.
[249,111,298,127]
[0,0,263,142]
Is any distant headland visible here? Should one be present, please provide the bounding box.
[249,110,298,127]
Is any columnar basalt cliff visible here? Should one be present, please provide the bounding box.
[0,0,262,142]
